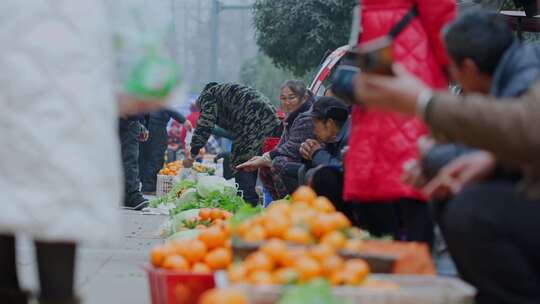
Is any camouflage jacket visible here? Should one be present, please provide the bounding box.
[190,83,280,156]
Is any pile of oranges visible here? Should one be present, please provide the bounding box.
[181,209,234,230]
[159,160,182,176]
[150,223,233,273]
[227,238,370,286]
[234,186,365,253]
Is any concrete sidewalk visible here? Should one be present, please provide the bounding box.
[18,210,167,304]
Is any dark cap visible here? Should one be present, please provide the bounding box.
[309,97,349,122]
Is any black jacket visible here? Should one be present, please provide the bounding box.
[311,117,351,168]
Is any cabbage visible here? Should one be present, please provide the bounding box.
[197,176,233,198]
[174,188,198,207]
[172,208,200,223]
[167,229,200,241]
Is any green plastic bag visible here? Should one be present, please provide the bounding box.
[124,48,180,99]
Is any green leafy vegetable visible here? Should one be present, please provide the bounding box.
[229,204,263,228]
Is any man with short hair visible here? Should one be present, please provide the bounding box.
[420,10,540,180]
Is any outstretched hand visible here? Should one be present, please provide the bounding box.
[422,151,497,200]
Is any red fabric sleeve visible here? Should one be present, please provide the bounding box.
[414,0,456,68]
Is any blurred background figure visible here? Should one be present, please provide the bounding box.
[343,0,456,245]
[139,110,191,195]
[255,80,315,200]
[184,82,281,205]
[0,1,123,303]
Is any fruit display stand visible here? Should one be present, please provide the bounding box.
[235,274,475,304]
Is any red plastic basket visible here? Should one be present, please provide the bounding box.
[145,266,216,304]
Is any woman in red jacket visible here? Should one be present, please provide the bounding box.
[343,0,456,244]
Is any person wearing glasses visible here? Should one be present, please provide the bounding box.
[237,80,316,200]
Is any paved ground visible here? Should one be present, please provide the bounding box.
[18,210,168,304]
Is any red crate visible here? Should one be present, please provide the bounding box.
[145,266,216,304]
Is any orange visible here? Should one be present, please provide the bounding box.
[291,186,317,205]
[261,239,287,263]
[150,245,172,267]
[290,201,311,213]
[272,267,299,284]
[234,221,252,237]
[294,256,322,282]
[199,288,248,304]
[284,227,313,245]
[198,227,226,249]
[279,247,308,268]
[245,251,275,273]
[228,263,248,283]
[248,270,274,285]
[162,254,189,271]
[343,239,364,252]
[170,239,190,257]
[192,262,211,274]
[267,201,291,216]
[204,247,232,270]
[309,214,336,239]
[210,209,223,221]
[222,211,233,220]
[321,231,347,250]
[220,222,232,238]
[309,243,335,263]
[291,208,316,225]
[343,259,370,285]
[331,212,352,230]
[312,197,336,213]
[320,255,345,276]
[263,213,291,238]
[329,270,347,286]
[199,209,211,221]
[182,239,207,264]
[242,225,266,242]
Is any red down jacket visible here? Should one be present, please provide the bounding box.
[343,0,456,203]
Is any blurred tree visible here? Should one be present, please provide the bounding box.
[239,54,315,106]
[253,0,356,76]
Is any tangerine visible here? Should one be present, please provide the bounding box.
[198,227,226,249]
[162,254,189,271]
[284,227,313,245]
[261,239,287,262]
[291,186,317,205]
[245,251,275,272]
[312,197,336,213]
[294,256,322,282]
[321,231,347,249]
[248,270,274,285]
[204,248,232,270]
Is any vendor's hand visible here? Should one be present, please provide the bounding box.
[183,155,195,168]
[236,156,266,172]
[117,93,168,116]
[422,151,497,200]
[402,159,428,189]
[355,64,428,115]
[183,120,193,132]
[301,139,322,160]
[138,128,149,142]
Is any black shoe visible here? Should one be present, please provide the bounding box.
[0,289,30,304]
[123,195,149,211]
